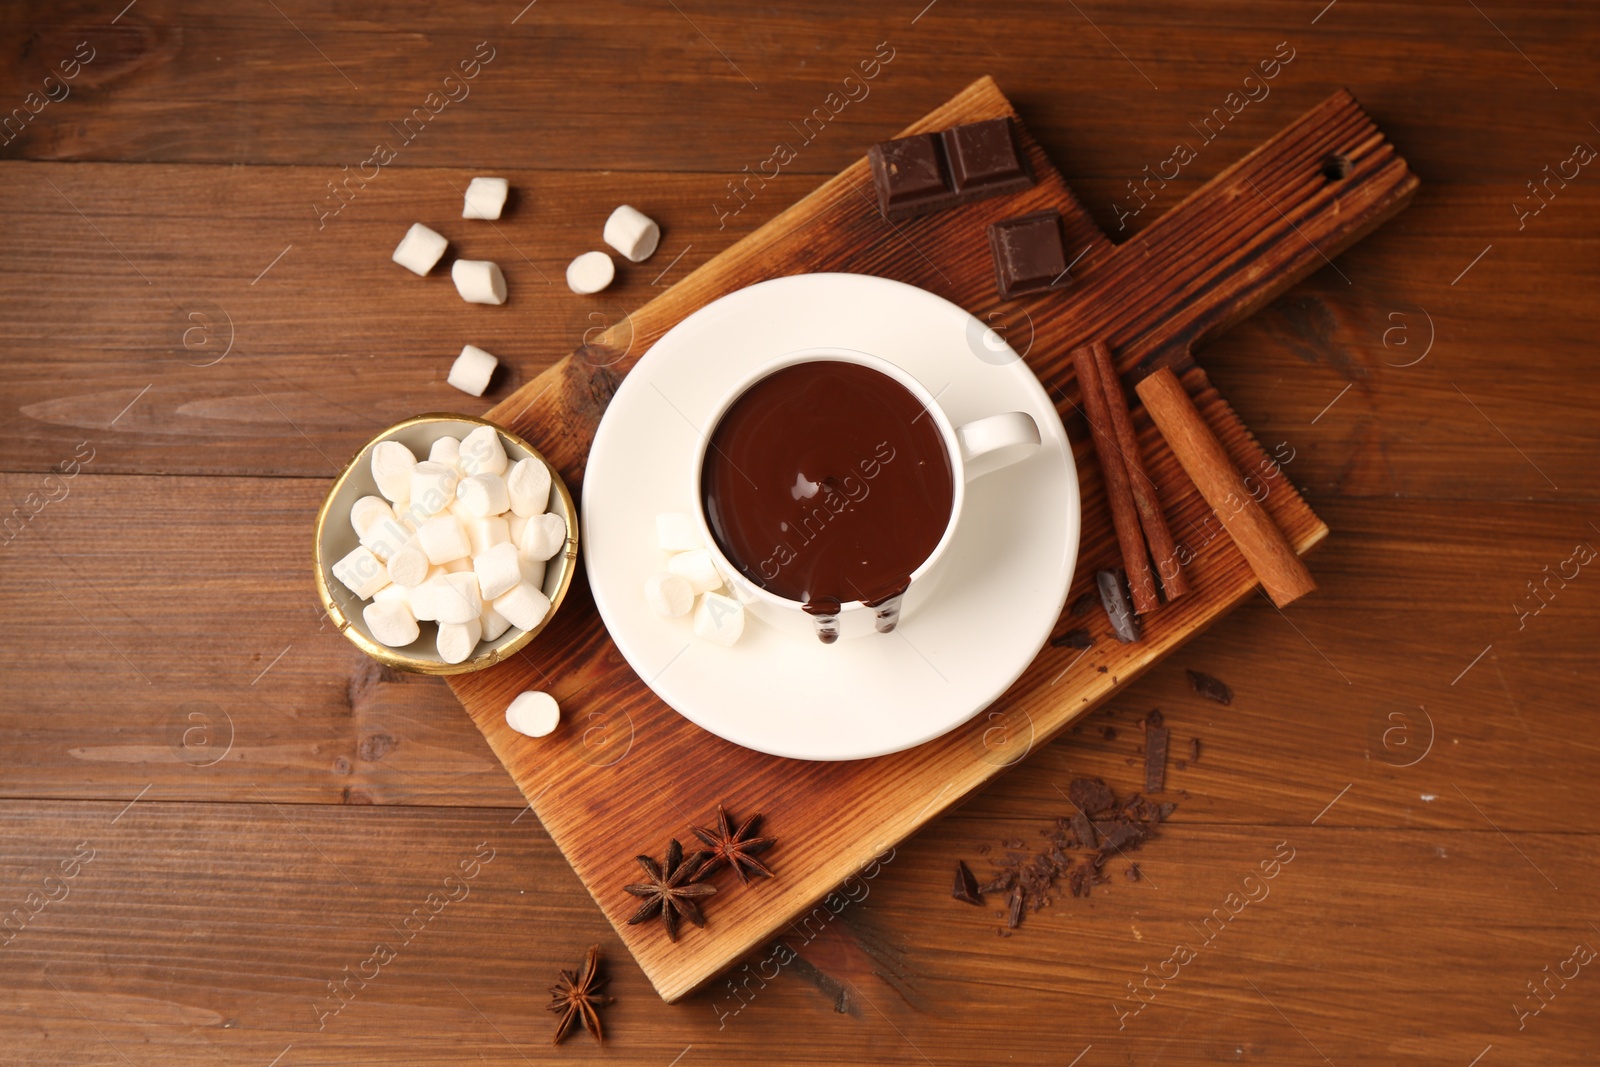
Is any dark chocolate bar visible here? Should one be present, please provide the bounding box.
[987,209,1070,299]
[867,117,1034,221]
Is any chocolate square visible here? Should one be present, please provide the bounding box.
[942,118,1032,197]
[988,210,1069,299]
[867,133,950,220]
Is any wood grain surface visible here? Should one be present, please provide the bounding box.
[1,0,1596,1063]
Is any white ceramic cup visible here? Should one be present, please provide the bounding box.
[691,347,1042,642]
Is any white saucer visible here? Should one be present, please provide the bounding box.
[583,273,1079,761]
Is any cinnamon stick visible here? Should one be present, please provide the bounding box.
[1090,343,1190,602]
[1071,342,1159,615]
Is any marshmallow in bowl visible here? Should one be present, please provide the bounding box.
[417,514,471,565]
[350,495,396,538]
[460,425,509,476]
[447,344,498,397]
[465,515,511,556]
[667,548,722,594]
[437,617,483,664]
[371,440,417,504]
[364,599,420,648]
[518,511,567,562]
[429,436,462,471]
[473,541,524,601]
[410,461,460,517]
[332,545,391,600]
[694,591,745,646]
[386,541,430,588]
[505,457,551,517]
[506,691,560,737]
[452,259,507,305]
[494,580,551,631]
[457,473,510,518]
[566,251,614,294]
[462,177,510,220]
[392,222,448,276]
[603,205,661,263]
[655,512,702,552]
[644,572,694,618]
[480,604,512,642]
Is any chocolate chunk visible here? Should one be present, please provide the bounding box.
[977,871,1015,895]
[1069,777,1116,815]
[1094,818,1144,851]
[1097,568,1143,643]
[952,860,983,906]
[942,118,1032,196]
[1145,723,1171,794]
[1050,628,1094,649]
[867,133,949,219]
[1070,591,1099,617]
[1186,669,1234,705]
[988,210,1070,299]
[1005,885,1025,928]
[866,117,1035,221]
[1069,810,1097,851]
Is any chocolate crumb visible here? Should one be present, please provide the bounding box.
[952,861,983,906]
[1102,726,1118,741]
[1069,810,1096,850]
[1096,665,1108,674]
[1189,738,1201,763]
[976,843,992,855]
[1070,592,1099,617]
[1125,864,1141,882]
[1186,669,1233,705]
[1068,777,1116,814]
[1144,720,1170,794]
[1051,628,1094,650]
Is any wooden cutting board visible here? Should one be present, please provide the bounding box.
[448,76,1416,1002]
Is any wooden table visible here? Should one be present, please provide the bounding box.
[2,2,1595,1063]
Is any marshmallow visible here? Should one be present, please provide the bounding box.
[644,572,694,618]
[465,515,511,556]
[359,516,412,562]
[364,599,420,648]
[372,582,410,605]
[371,441,417,504]
[480,604,512,642]
[462,176,510,220]
[452,259,507,305]
[603,205,661,263]
[438,617,483,664]
[518,511,568,562]
[414,571,482,626]
[668,549,722,594]
[392,222,448,276]
[505,691,560,738]
[448,344,499,397]
[505,457,551,517]
[332,545,391,600]
[410,461,460,517]
[386,540,431,588]
[428,436,462,472]
[417,514,471,565]
[656,512,702,552]
[442,556,473,574]
[350,495,396,538]
[474,541,524,601]
[456,473,510,518]
[566,251,614,294]
[507,512,529,546]
[459,425,509,477]
[521,557,547,593]
[494,580,551,631]
[694,591,745,646]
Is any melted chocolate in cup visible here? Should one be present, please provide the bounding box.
[701,360,954,643]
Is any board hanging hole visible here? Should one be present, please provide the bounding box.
[1321,153,1352,181]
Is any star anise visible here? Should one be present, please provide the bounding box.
[624,838,716,941]
[691,804,776,885]
[547,944,611,1045]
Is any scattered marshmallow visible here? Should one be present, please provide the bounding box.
[474,541,524,601]
[465,515,510,556]
[410,461,460,517]
[371,441,417,505]
[429,436,462,472]
[447,344,498,397]
[438,617,483,664]
[386,541,431,588]
[350,495,396,538]
[460,425,509,477]
[332,545,391,600]
[494,580,551,632]
[462,176,510,220]
[518,511,568,562]
[505,457,551,517]
[603,205,661,262]
[480,604,512,642]
[644,572,694,618]
[668,549,722,594]
[417,514,471,565]
[656,512,702,552]
[452,259,507,305]
[566,251,614,294]
[392,222,448,276]
[505,691,560,738]
[694,591,745,646]
[457,473,510,518]
[364,599,420,648]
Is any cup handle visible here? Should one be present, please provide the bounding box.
[954,411,1041,481]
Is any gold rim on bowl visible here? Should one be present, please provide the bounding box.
[311,412,579,676]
